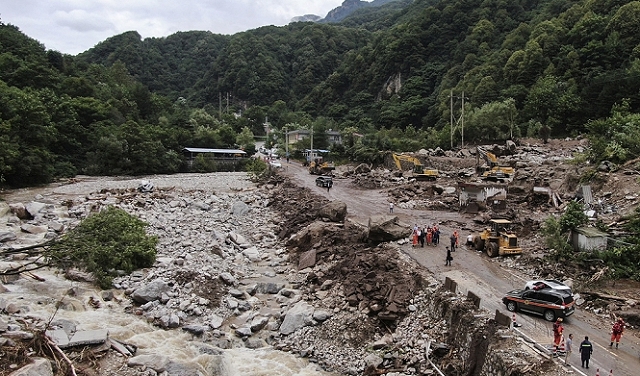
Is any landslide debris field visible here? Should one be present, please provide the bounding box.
[1,137,640,376]
[277,137,640,325]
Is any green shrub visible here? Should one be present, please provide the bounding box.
[192,154,217,172]
[244,158,269,179]
[47,206,157,288]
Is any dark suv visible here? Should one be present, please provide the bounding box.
[315,176,333,187]
[503,288,575,321]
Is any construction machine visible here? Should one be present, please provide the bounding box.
[308,157,335,175]
[472,219,522,257]
[476,146,515,181]
[392,153,439,181]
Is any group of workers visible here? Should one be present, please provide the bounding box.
[551,315,626,370]
[411,224,447,248]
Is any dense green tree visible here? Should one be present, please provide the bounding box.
[236,126,256,151]
[48,206,158,288]
[5,0,640,186]
[587,99,640,163]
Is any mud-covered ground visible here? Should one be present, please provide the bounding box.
[3,137,639,375]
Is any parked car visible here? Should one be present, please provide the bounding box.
[315,176,333,187]
[503,288,575,322]
[269,159,282,168]
[524,279,572,295]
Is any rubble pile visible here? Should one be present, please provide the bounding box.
[0,172,569,376]
[2,133,640,376]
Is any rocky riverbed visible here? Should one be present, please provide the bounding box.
[1,172,569,376]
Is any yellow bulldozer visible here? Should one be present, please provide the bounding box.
[308,157,335,175]
[472,219,522,257]
[476,146,515,181]
[392,153,438,181]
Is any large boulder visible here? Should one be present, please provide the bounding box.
[354,163,371,174]
[279,301,315,335]
[318,201,347,222]
[8,358,53,376]
[132,279,170,304]
[287,221,329,250]
[230,201,251,216]
[367,215,408,243]
[9,203,29,220]
[0,232,17,243]
[25,202,46,218]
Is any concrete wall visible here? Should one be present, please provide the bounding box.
[422,287,568,375]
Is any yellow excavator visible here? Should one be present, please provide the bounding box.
[392,153,438,181]
[476,146,515,181]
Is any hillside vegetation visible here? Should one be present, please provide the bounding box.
[2,0,640,187]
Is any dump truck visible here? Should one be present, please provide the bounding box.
[392,153,438,181]
[472,219,522,257]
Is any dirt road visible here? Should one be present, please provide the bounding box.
[281,159,639,376]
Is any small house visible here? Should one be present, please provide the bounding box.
[286,129,343,145]
[571,227,608,251]
[458,182,507,213]
[182,147,247,170]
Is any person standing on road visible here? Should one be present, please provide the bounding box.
[579,336,593,369]
[425,227,431,247]
[327,180,333,193]
[552,318,564,356]
[466,234,474,247]
[445,246,452,266]
[564,333,573,365]
[610,317,625,348]
[450,233,456,252]
[389,202,394,213]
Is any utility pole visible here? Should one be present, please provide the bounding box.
[263,117,271,151]
[461,93,465,147]
[310,126,314,164]
[450,90,468,148]
[283,125,289,161]
[450,91,454,149]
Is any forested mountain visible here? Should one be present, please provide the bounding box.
[77,31,229,102]
[321,0,405,23]
[2,0,640,188]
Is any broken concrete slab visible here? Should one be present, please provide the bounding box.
[54,329,109,349]
[45,329,70,347]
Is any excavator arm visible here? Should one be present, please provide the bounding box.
[476,146,498,168]
[392,153,438,181]
[476,146,515,181]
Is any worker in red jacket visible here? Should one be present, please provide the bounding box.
[610,317,625,348]
[553,318,564,356]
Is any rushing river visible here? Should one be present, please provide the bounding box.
[2,266,339,376]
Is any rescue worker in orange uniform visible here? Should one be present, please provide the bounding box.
[553,318,564,356]
[610,317,625,348]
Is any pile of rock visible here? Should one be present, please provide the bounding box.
[1,172,573,376]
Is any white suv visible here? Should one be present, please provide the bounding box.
[524,279,573,295]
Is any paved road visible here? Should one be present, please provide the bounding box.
[280,159,639,375]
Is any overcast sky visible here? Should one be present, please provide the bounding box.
[1,0,346,55]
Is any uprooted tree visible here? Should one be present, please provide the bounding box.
[1,206,157,289]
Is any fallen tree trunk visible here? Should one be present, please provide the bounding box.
[583,291,628,302]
